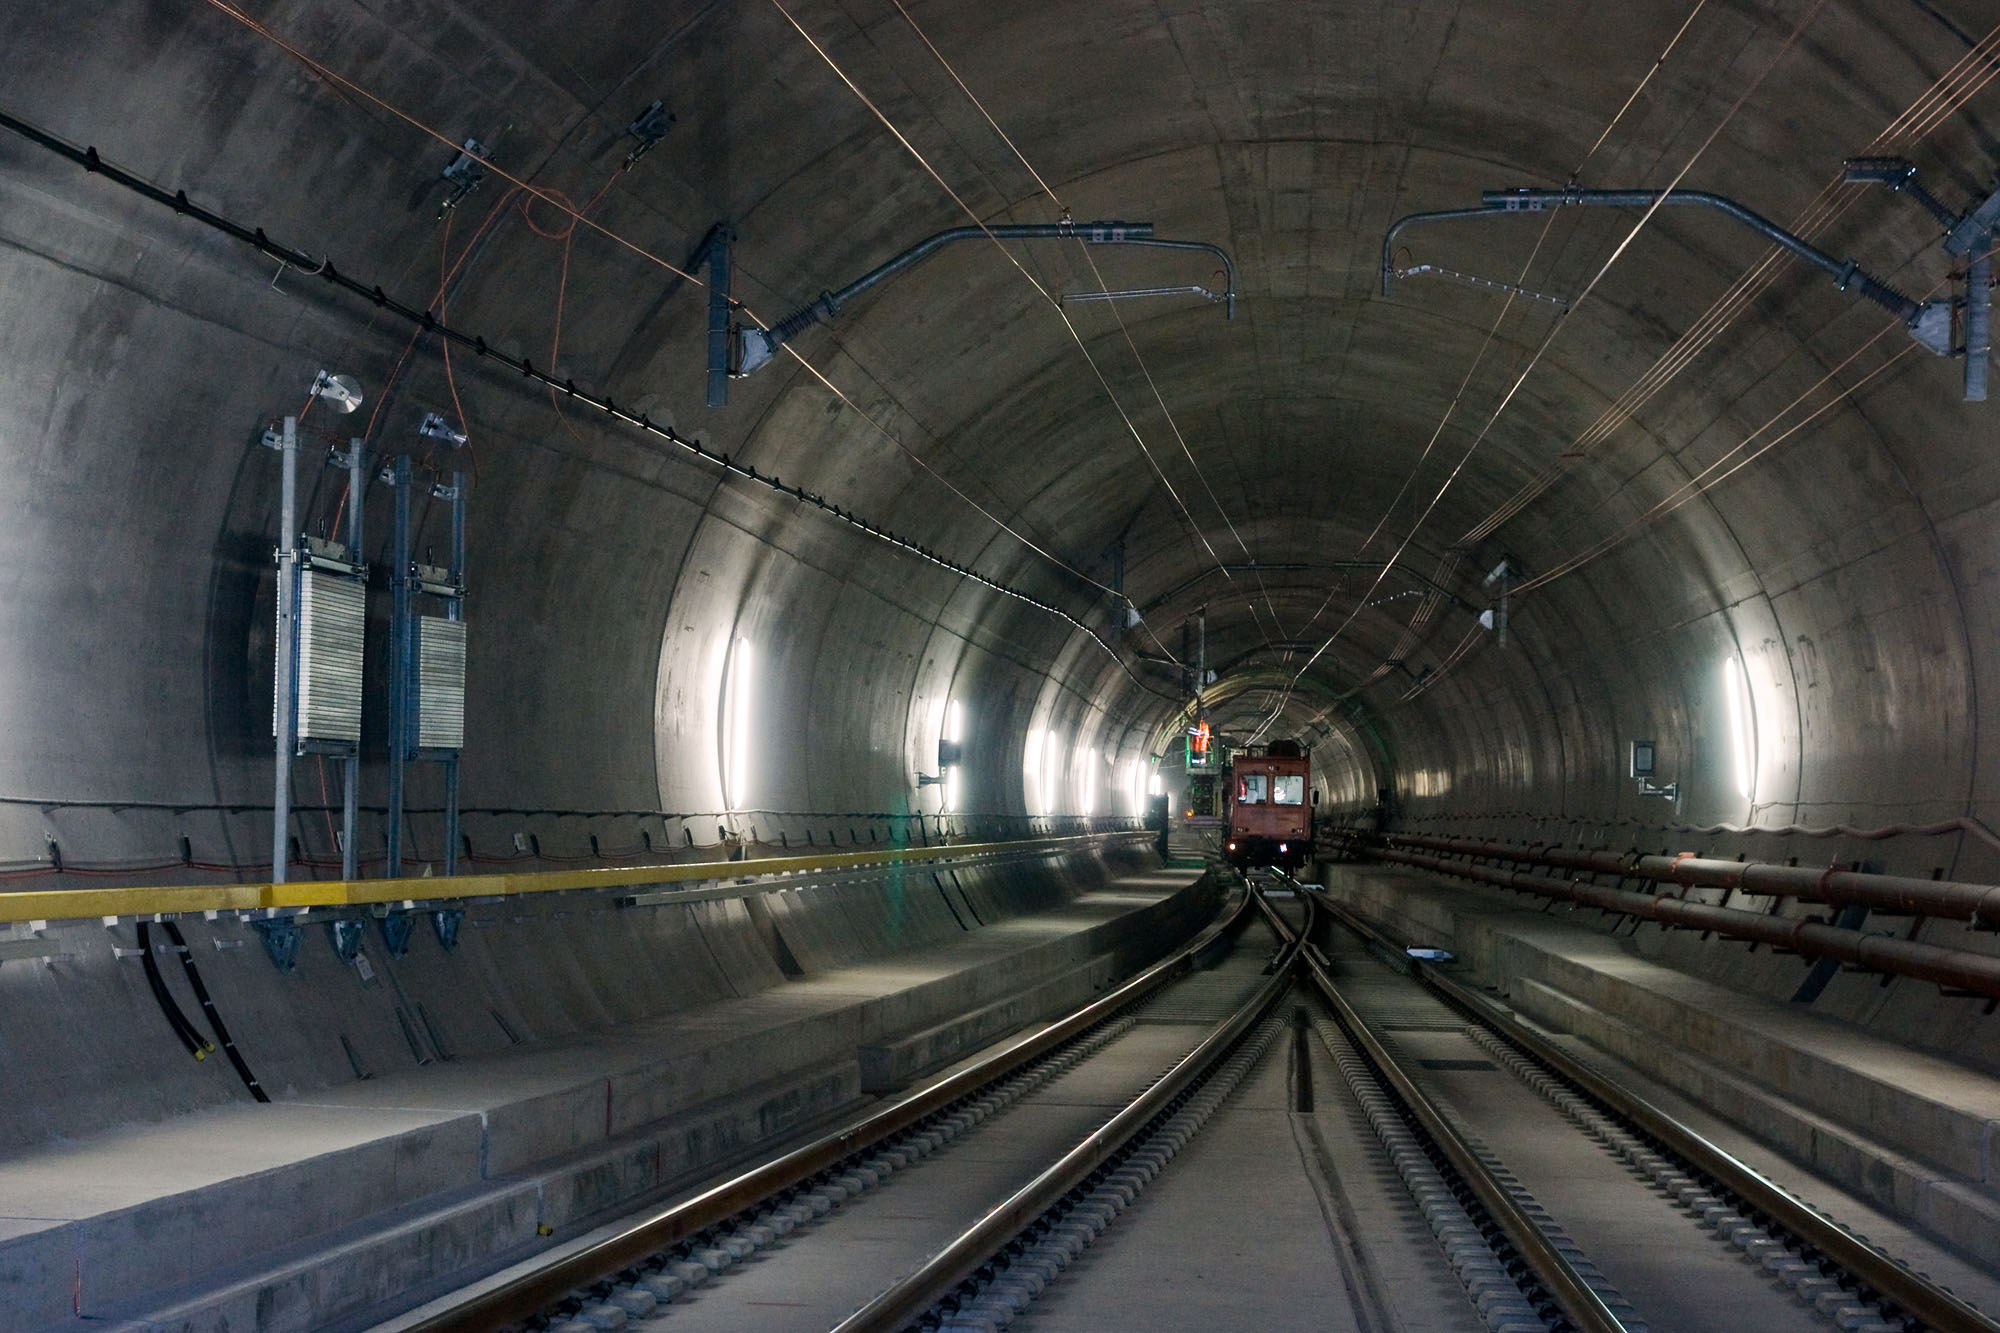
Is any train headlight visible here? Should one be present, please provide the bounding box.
[1227,841,1237,851]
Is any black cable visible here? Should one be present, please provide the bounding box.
[135,921,210,1061]
[159,921,270,1103]
[0,108,1169,697]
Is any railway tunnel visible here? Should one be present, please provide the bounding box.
[5,1,2000,1329]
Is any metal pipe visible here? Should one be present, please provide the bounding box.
[738,220,1243,374]
[1368,843,2000,999]
[1382,831,2000,927]
[1481,187,1926,325]
[271,416,298,884]
[827,220,1152,311]
[1380,204,1519,295]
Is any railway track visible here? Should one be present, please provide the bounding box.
[375,869,2000,1333]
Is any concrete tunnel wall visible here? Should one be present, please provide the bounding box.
[6,3,2000,1115]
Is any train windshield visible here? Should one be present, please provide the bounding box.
[1236,774,1267,804]
[1272,775,1305,805]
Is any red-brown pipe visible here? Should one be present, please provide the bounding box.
[1380,832,2000,928]
[1368,844,2000,1000]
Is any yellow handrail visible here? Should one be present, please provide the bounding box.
[0,830,1148,924]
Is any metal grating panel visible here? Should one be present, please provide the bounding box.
[417,616,467,750]
[289,570,366,743]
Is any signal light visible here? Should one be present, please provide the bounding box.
[1279,842,1288,853]
[1227,841,1237,851]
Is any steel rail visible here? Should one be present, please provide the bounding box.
[0,829,1149,925]
[1311,888,2000,1333]
[1259,877,1631,1333]
[827,893,1301,1332]
[394,874,1245,1332]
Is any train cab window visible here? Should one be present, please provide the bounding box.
[1272,775,1305,805]
[1236,774,1267,804]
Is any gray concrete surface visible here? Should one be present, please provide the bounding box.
[1326,861,2000,1287]
[9,1,2000,1327]
[4,862,1209,1330]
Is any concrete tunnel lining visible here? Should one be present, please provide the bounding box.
[7,0,2000,1323]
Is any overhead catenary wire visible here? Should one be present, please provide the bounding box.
[767,0,1245,616]
[1457,18,2000,553]
[876,0,1272,659]
[192,0,1120,605]
[0,108,1170,698]
[1246,0,1725,743]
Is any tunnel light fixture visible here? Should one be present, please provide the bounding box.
[941,700,963,811]
[310,370,363,414]
[725,638,753,810]
[1149,773,1164,797]
[1043,733,1066,816]
[1024,729,1046,816]
[1079,747,1098,816]
[1724,655,1757,801]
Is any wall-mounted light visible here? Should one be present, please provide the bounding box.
[1724,655,1757,800]
[1078,746,1098,816]
[941,699,963,811]
[1024,728,1046,816]
[724,637,753,809]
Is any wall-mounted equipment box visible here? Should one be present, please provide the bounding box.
[417,616,467,751]
[1629,740,1656,780]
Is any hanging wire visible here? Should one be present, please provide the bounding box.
[876,0,1284,657]
[768,0,1243,620]
[193,0,1120,603]
[1251,0,1825,742]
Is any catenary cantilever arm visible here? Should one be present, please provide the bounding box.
[737,220,1238,374]
[1381,186,1953,355]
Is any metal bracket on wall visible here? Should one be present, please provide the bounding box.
[251,918,302,973]
[622,99,673,171]
[439,139,487,217]
[1843,157,2000,401]
[431,907,464,952]
[379,910,414,958]
[328,919,366,962]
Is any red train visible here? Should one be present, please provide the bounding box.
[1224,740,1311,871]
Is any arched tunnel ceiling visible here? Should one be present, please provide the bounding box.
[2,0,1997,838]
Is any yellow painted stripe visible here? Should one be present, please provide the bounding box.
[0,832,1147,925]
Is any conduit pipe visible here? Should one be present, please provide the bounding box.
[1361,842,2000,1001]
[1379,832,2000,928]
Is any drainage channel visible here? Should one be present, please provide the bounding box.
[388,881,1278,1332]
[1296,875,2000,1333]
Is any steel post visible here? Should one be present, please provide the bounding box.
[386,455,412,877]
[445,469,466,875]
[342,436,367,881]
[272,416,298,884]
